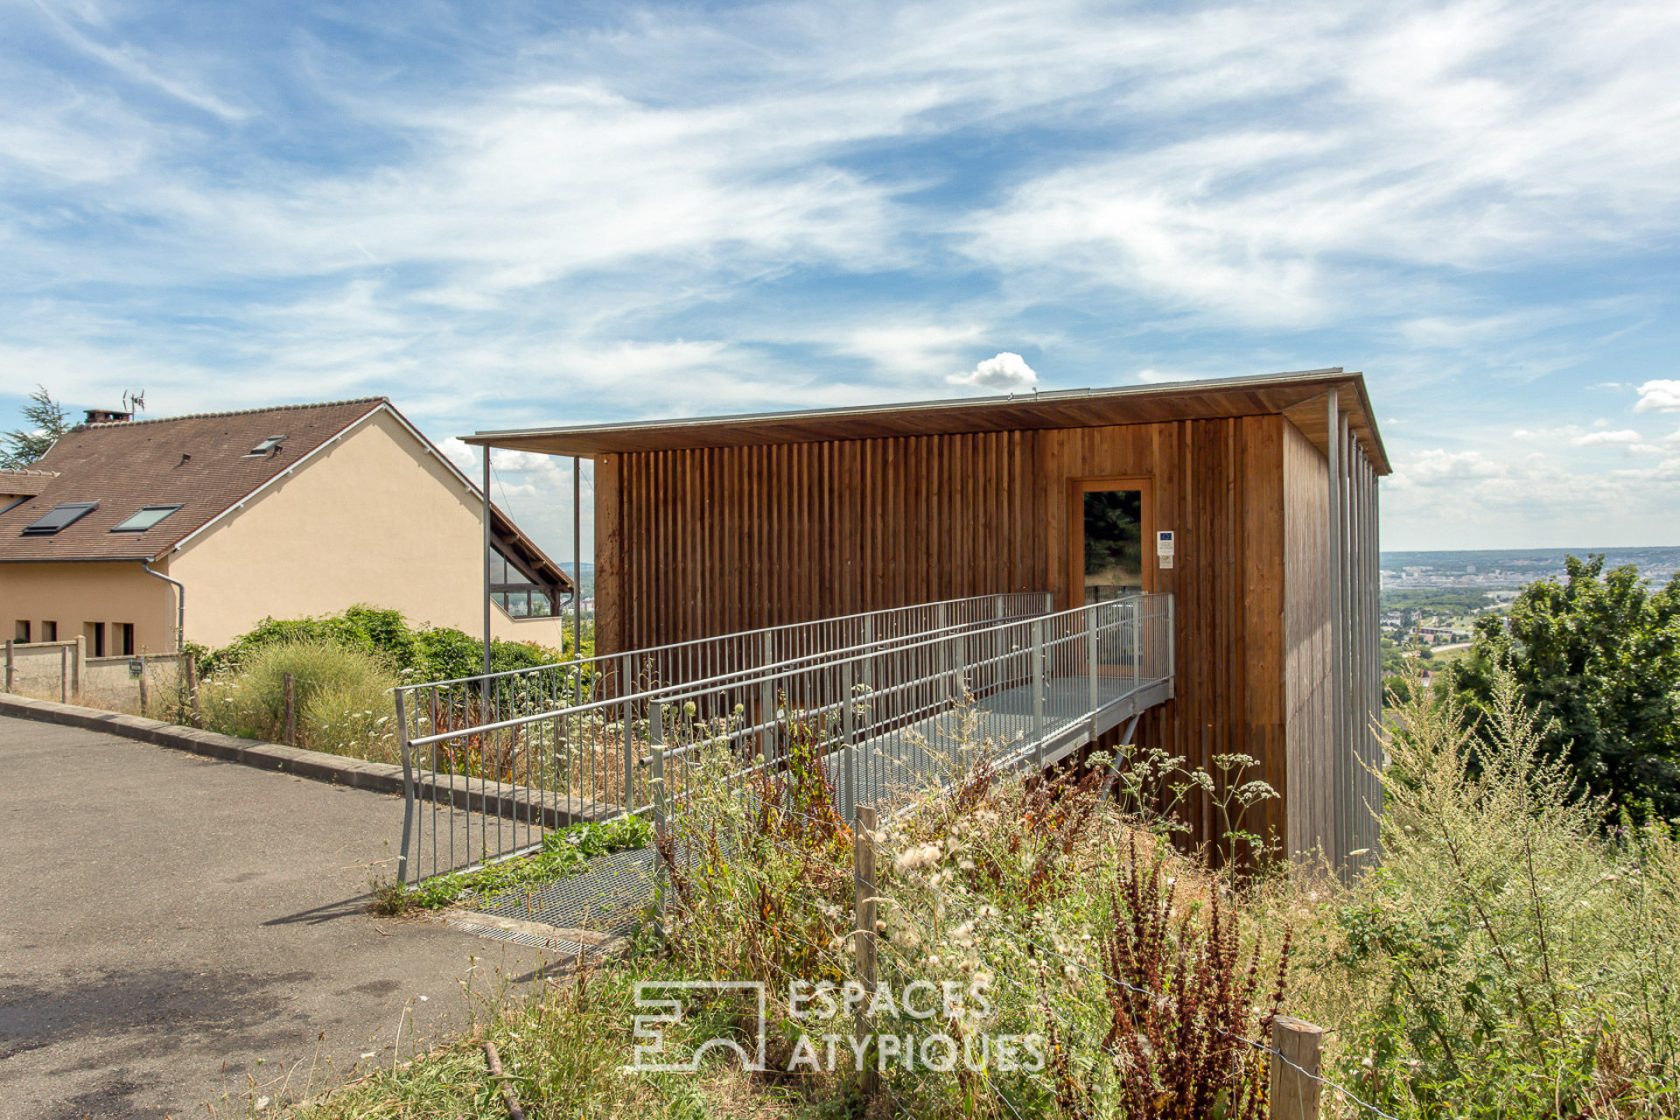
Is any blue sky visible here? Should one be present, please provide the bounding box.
[3,0,1679,558]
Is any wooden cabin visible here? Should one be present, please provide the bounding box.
[467,368,1388,870]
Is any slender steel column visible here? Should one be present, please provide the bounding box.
[573,456,583,659]
[482,445,493,680]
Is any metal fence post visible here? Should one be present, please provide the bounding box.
[1043,591,1054,615]
[395,689,414,885]
[1086,606,1099,727]
[650,702,669,934]
[1031,618,1045,765]
[842,658,857,820]
[1166,594,1176,699]
[3,639,12,693]
[760,631,776,768]
[1131,599,1142,689]
[853,803,880,1097]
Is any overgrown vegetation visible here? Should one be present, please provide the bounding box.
[284,667,1680,1119]
[374,816,652,915]
[200,639,400,760]
[201,604,574,681]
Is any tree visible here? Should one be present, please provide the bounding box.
[1,386,70,469]
[1447,555,1680,821]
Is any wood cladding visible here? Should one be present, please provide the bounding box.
[593,410,1380,864]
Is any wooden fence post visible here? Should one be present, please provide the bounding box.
[853,803,880,1097]
[1269,1015,1323,1120]
[186,656,201,727]
[283,672,297,745]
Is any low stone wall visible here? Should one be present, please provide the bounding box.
[2,640,185,716]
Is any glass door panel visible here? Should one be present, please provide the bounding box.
[1082,488,1144,604]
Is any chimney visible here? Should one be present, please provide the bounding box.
[84,408,133,424]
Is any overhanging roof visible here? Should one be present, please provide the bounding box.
[464,368,1390,475]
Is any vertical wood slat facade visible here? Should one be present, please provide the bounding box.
[591,407,1382,864]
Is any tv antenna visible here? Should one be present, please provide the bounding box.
[123,390,147,416]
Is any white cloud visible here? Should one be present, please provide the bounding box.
[1635,379,1680,412]
[948,352,1038,390]
[1571,429,1644,446]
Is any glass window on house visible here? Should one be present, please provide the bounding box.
[114,623,135,657]
[13,620,29,643]
[41,621,57,641]
[84,621,105,658]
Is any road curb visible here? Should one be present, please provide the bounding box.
[0,692,406,795]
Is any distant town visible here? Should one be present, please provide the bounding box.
[1379,545,1680,669]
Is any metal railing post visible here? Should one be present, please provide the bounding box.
[1131,599,1142,691]
[395,689,415,885]
[1043,591,1054,615]
[1086,605,1099,727]
[842,658,857,820]
[760,631,776,767]
[650,702,668,934]
[861,616,874,691]
[1031,618,1045,766]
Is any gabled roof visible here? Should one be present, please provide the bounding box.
[0,399,574,591]
[463,368,1390,475]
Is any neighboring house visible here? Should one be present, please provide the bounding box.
[462,368,1388,869]
[0,398,572,653]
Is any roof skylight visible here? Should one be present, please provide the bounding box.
[111,505,182,533]
[21,502,98,536]
[245,435,286,457]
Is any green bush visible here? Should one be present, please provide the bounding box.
[201,640,397,758]
[202,604,570,682]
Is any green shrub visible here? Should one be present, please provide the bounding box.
[202,604,569,682]
[201,639,397,757]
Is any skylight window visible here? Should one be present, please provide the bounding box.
[245,435,286,457]
[111,504,182,533]
[22,502,98,535]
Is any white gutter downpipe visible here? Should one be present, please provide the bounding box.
[141,561,185,653]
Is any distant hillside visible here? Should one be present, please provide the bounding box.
[1381,546,1680,592]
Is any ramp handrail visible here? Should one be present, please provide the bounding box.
[394,591,1174,884]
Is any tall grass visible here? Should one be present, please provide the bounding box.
[201,640,399,762]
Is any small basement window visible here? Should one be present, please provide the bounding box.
[111,505,182,532]
[21,502,98,535]
[245,435,286,457]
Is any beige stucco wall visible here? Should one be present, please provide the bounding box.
[0,561,177,655]
[168,408,567,650]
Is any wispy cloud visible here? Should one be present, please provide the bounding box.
[1,0,1679,552]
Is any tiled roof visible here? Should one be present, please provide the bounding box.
[0,399,385,562]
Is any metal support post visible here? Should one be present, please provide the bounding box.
[1031,618,1045,765]
[1086,605,1099,731]
[650,703,668,935]
[395,689,414,884]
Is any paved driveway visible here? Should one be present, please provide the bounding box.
[0,715,556,1119]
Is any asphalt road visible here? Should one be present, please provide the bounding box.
[0,715,556,1119]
